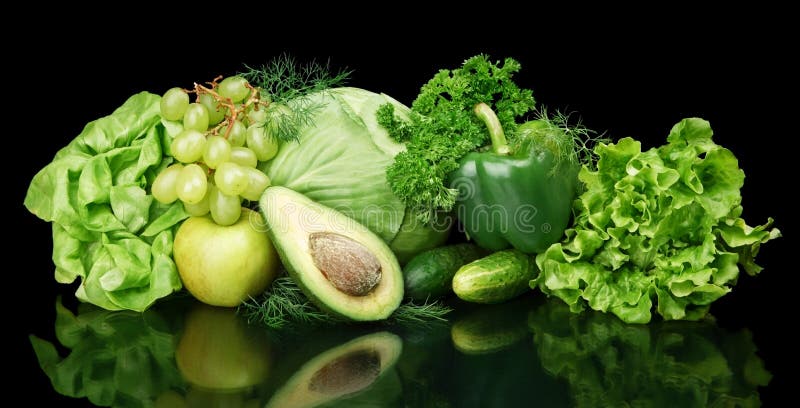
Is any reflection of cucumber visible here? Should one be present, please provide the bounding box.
[266,332,402,408]
[404,244,484,301]
[453,250,537,304]
[451,298,531,354]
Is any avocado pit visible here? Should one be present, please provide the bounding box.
[309,232,382,296]
[308,349,381,396]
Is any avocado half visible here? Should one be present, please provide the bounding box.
[260,187,404,321]
[265,331,402,408]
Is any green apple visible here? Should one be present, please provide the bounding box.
[176,303,272,392]
[174,208,279,307]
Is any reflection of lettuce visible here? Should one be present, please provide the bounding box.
[528,300,771,407]
[534,118,779,323]
[24,93,187,311]
[30,297,185,407]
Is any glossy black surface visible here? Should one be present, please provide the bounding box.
[12,13,794,406]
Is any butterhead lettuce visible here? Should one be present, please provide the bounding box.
[533,118,779,323]
[25,93,187,311]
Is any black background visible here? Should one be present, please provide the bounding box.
[10,10,794,405]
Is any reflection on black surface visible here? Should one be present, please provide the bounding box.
[450,297,532,355]
[527,300,771,407]
[30,295,771,407]
[399,298,571,407]
[264,331,402,407]
[30,296,188,407]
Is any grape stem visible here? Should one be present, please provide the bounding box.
[188,76,269,140]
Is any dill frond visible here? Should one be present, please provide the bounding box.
[240,276,341,329]
[240,55,351,142]
[239,275,453,330]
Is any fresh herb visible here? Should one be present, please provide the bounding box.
[533,118,780,323]
[240,276,452,329]
[523,108,606,172]
[241,276,340,328]
[241,55,351,142]
[378,55,536,223]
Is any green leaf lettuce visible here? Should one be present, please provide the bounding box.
[533,118,780,323]
[25,92,187,311]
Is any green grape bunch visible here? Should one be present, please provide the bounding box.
[153,76,276,226]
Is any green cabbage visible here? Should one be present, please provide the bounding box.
[262,88,450,262]
[24,93,187,311]
[533,118,779,323]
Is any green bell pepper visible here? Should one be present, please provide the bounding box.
[449,103,580,254]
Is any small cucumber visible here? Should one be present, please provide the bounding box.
[452,250,536,304]
[403,244,485,301]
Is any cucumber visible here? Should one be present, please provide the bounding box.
[403,244,485,301]
[452,250,537,304]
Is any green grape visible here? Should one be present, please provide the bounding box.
[199,93,225,125]
[183,188,210,216]
[208,185,241,226]
[221,120,246,147]
[241,168,271,201]
[246,125,279,161]
[183,103,210,131]
[170,130,207,163]
[160,88,189,121]
[217,76,250,103]
[246,107,268,125]
[214,162,248,196]
[229,147,258,168]
[203,136,231,169]
[151,163,184,203]
[176,164,208,204]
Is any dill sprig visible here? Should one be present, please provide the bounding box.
[239,275,453,330]
[390,299,452,325]
[241,276,340,328]
[240,55,351,142]
[521,108,608,172]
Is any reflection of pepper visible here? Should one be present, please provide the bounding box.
[449,103,579,254]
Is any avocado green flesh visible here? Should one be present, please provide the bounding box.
[266,332,402,408]
[260,187,404,321]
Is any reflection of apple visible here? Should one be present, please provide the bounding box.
[176,303,272,392]
[174,208,279,307]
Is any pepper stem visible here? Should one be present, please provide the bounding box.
[474,103,511,155]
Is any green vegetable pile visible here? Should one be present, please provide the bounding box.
[23,54,778,328]
[534,118,780,323]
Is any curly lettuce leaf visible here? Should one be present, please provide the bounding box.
[534,118,779,323]
[25,92,187,311]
